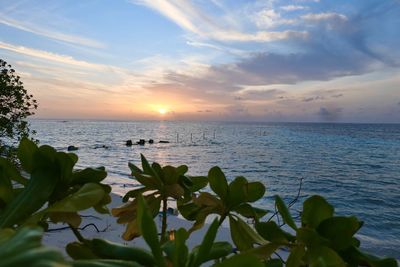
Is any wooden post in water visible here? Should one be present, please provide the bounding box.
[203,132,205,140]
[191,133,193,142]
[176,133,179,143]
[213,130,216,139]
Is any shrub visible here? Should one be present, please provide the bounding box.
[0,59,38,162]
[0,140,397,267]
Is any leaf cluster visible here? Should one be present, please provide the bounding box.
[0,140,398,267]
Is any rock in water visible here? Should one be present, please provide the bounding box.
[126,140,133,146]
[67,145,78,151]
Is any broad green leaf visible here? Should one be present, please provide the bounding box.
[176,165,188,175]
[302,195,334,228]
[214,254,264,267]
[242,243,281,260]
[187,176,208,192]
[275,195,297,230]
[245,182,266,202]
[17,137,37,173]
[71,167,107,185]
[66,242,99,260]
[317,216,361,251]
[286,245,306,267]
[208,166,228,201]
[46,183,105,213]
[227,176,247,207]
[140,154,153,175]
[233,203,268,219]
[255,221,293,243]
[229,215,265,251]
[0,159,14,206]
[128,162,143,174]
[90,238,155,266]
[137,195,166,267]
[72,259,142,267]
[265,259,283,267]
[0,156,27,186]
[162,165,179,185]
[297,228,328,247]
[49,212,81,227]
[132,172,161,190]
[0,227,66,267]
[122,187,147,202]
[178,202,202,221]
[306,246,346,267]
[172,228,189,267]
[191,218,219,267]
[0,149,60,228]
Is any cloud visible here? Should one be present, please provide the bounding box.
[252,9,296,29]
[0,41,108,70]
[301,12,348,22]
[302,96,324,102]
[0,16,105,48]
[317,107,343,121]
[331,93,343,98]
[281,5,309,11]
[131,0,306,42]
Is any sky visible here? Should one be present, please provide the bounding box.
[0,0,399,122]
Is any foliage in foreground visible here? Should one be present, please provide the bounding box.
[0,139,398,267]
[0,59,38,162]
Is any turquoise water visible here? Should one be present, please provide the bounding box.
[30,120,400,258]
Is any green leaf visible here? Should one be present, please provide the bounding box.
[0,159,14,207]
[162,165,179,185]
[191,218,219,267]
[229,215,266,251]
[214,254,264,267]
[66,242,99,260]
[122,187,147,203]
[227,176,248,207]
[255,221,293,243]
[302,195,334,228]
[71,167,107,185]
[317,216,361,251]
[17,138,37,173]
[245,182,265,202]
[286,245,306,267]
[306,246,346,267]
[172,228,189,267]
[90,238,155,266]
[137,194,166,267]
[47,183,105,213]
[208,166,228,201]
[0,227,66,267]
[0,149,60,228]
[233,203,268,219]
[128,162,143,174]
[265,259,283,267]
[72,259,142,267]
[275,195,297,230]
[242,243,281,260]
[296,228,328,247]
[187,176,208,192]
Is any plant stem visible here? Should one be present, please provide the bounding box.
[161,197,168,243]
[218,214,227,226]
[69,224,85,243]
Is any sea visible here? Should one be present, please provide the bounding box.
[29,119,400,258]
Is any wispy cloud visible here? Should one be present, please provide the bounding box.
[281,5,309,11]
[301,12,348,22]
[0,16,105,48]
[131,0,306,42]
[0,41,106,70]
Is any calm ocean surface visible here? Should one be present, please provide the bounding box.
[30,120,400,258]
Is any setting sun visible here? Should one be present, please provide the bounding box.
[158,108,167,115]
